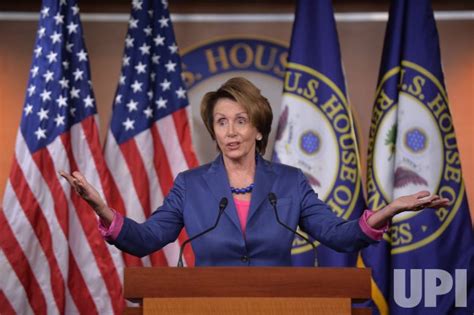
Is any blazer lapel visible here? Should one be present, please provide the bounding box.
[247,155,276,224]
[202,155,242,232]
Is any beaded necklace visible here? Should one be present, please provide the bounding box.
[230,183,254,194]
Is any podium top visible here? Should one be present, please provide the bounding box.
[124,267,371,302]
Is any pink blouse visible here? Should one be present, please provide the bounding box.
[233,198,251,234]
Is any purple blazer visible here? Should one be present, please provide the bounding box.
[109,154,377,266]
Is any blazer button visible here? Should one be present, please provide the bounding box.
[241,255,249,263]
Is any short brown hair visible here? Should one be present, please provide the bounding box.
[200,77,273,155]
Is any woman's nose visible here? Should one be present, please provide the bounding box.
[226,122,236,137]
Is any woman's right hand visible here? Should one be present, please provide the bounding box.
[59,171,114,224]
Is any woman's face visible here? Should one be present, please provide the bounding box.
[213,98,261,162]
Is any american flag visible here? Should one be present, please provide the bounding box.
[104,0,198,267]
[0,0,124,314]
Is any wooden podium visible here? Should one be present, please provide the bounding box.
[124,267,372,315]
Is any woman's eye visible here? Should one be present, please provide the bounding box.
[217,119,226,126]
[237,117,247,124]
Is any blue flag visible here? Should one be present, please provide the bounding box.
[360,0,474,313]
[273,0,366,267]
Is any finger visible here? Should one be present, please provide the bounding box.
[415,190,431,199]
[416,193,441,207]
[72,178,88,194]
[431,195,440,201]
[428,198,450,208]
[418,197,449,209]
[59,170,71,180]
[72,171,89,187]
[416,202,431,210]
[71,171,83,180]
[71,179,88,196]
[59,171,76,185]
[419,195,439,205]
[440,197,450,203]
[414,196,437,210]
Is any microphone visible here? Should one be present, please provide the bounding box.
[177,197,228,267]
[268,192,318,267]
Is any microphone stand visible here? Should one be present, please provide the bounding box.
[268,192,318,267]
[177,197,228,267]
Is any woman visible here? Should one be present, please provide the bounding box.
[60,77,448,266]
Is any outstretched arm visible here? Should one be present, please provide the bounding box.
[59,171,114,225]
[367,190,449,229]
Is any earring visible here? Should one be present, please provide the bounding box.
[256,134,263,141]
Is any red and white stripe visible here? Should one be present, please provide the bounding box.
[104,107,198,267]
[0,116,124,314]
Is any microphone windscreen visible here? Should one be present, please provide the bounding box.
[268,192,277,206]
[219,197,228,210]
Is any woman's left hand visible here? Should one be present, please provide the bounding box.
[366,190,450,229]
[389,190,450,214]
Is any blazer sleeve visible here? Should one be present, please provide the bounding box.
[297,169,377,252]
[109,173,186,257]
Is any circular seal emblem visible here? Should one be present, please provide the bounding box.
[273,62,364,254]
[368,61,464,254]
